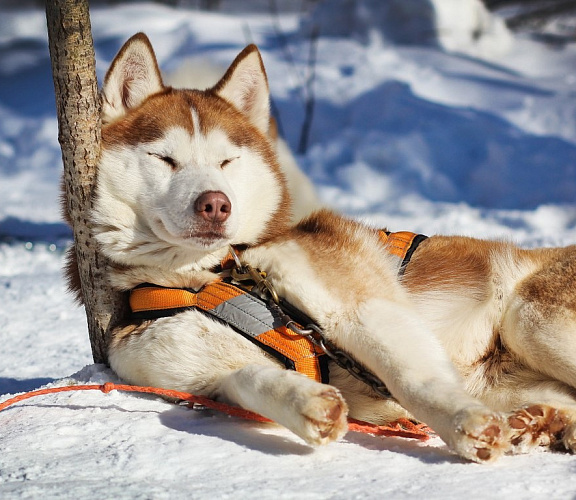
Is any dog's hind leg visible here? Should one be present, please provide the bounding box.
[498,250,576,453]
[215,364,349,446]
[502,266,576,385]
[470,367,576,453]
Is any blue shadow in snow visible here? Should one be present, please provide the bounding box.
[0,216,72,246]
[0,377,56,396]
[275,80,576,210]
[0,39,56,118]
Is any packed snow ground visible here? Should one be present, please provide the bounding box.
[2,1,576,498]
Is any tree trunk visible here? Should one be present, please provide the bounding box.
[46,0,126,364]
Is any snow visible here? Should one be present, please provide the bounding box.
[2,1,576,497]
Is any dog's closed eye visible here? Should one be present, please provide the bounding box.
[220,157,239,169]
[148,152,178,170]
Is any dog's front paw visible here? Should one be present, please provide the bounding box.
[297,387,349,446]
[508,404,576,453]
[449,408,511,463]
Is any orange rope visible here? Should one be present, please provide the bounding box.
[0,382,432,440]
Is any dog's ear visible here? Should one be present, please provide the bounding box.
[101,33,164,124]
[213,45,270,134]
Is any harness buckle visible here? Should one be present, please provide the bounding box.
[229,246,280,304]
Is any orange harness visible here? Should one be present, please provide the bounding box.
[131,279,329,382]
[129,230,427,386]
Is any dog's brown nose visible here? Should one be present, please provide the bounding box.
[194,191,231,223]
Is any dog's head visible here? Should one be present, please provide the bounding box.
[93,33,291,271]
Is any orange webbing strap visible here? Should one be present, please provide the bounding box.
[379,231,418,259]
[0,383,433,440]
[378,230,428,273]
[130,282,328,383]
[251,326,325,381]
[130,285,199,312]
[194,280,254,309]
[130,280,243,314]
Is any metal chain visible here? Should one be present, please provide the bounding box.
[274,304,393,400]
[227,246,393,400]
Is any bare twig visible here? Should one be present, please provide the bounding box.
[297,24,319,155]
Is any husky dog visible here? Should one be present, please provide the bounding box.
[83,33,576,463]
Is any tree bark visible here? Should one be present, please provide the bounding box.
[46,0,126,364]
